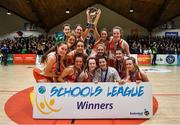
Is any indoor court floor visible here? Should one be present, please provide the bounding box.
[0,64,180,124]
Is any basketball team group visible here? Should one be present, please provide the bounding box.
[33,8,149,84]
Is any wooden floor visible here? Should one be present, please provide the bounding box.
[0,64,180,124]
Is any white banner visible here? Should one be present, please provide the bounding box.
[33,82,152,119]
[156,54,177,65]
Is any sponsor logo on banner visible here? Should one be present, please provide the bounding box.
[166,55,175,64]
[23,54,36,64]
[35,86,62,115]
[165,32,178,38]
[156,54,177,65]
[13,54,23,64]
[144,109,150,116]
[137,55,151,65]
[13,54,36,64]
[33,83,152,119]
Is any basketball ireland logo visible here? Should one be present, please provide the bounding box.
[35,86,62,115]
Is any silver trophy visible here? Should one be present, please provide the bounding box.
[87,7,98,28]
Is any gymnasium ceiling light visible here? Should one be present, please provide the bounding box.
[129,0,134,13]
[129,7,134,13]
[6,10,12,15]
[65,8,70,14]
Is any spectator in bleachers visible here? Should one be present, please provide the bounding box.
[143,45,151,54]
[127,35,179,55]
[21,45,27,54]
[177,43,180,54]
[36,44,44,65]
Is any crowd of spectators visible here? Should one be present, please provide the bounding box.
[0,35,55,55]
[127,35,180,55]
[0,34,180,55]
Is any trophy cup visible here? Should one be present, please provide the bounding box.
[87,7,98,29]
